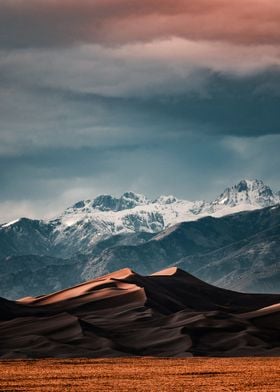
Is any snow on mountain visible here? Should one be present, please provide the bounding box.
[48,179,279,247]
[89,191,149,212]
[212,179,277,208]
[205,179,280,217]
[1,179,279,256]
[1,219,20,228]
[51,192,197,252]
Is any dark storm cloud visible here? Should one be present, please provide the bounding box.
[25,69,280,137]
[1,64,280,164]
[1,69,280,173]
[141,70,280,137]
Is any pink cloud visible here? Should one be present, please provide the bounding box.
[1,0,280,48]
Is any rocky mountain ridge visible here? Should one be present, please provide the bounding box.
[1,179,278,259]
[0,205,279,299]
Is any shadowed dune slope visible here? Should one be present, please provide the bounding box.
[0,267,279,358]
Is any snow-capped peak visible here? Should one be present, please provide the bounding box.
[67,192,149,214]
[59,179,279,229]
[213,179,276,208]
[2,179,279,257]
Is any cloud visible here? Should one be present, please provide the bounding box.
[0,0,280,222]
[2,39,279,97]
[1,0,280,48]
[1,38,280,161]
[0,0,280,47]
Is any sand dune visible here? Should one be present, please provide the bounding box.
[0,267,279,358]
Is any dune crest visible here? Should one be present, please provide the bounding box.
[0,267,279,358]
[151,267,179,276]
[17,267,137,306]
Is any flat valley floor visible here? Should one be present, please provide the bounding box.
[0,357,279,392]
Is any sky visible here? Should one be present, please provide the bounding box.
[0,0,280,222]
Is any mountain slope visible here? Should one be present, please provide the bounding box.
[0,218,53,259]
[175,224,280,293]
[1,206,279,299]
[0,268,279,358]
[81,206,280,293]
[0,180,279,299]
[0,255,88,300]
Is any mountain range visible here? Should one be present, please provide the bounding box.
[0,179,279,299]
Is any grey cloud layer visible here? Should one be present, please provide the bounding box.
[1,43,280,159]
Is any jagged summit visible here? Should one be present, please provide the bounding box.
[1,179,279,259]
[213,179,277,208]
[69,191,149,213]
[51,178,279,250]
[56,179,280,221]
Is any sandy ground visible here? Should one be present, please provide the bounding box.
[0,357,279,392]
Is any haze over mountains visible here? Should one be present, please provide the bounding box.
[0,179,279,299]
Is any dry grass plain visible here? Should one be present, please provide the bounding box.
[0,357,279,392]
